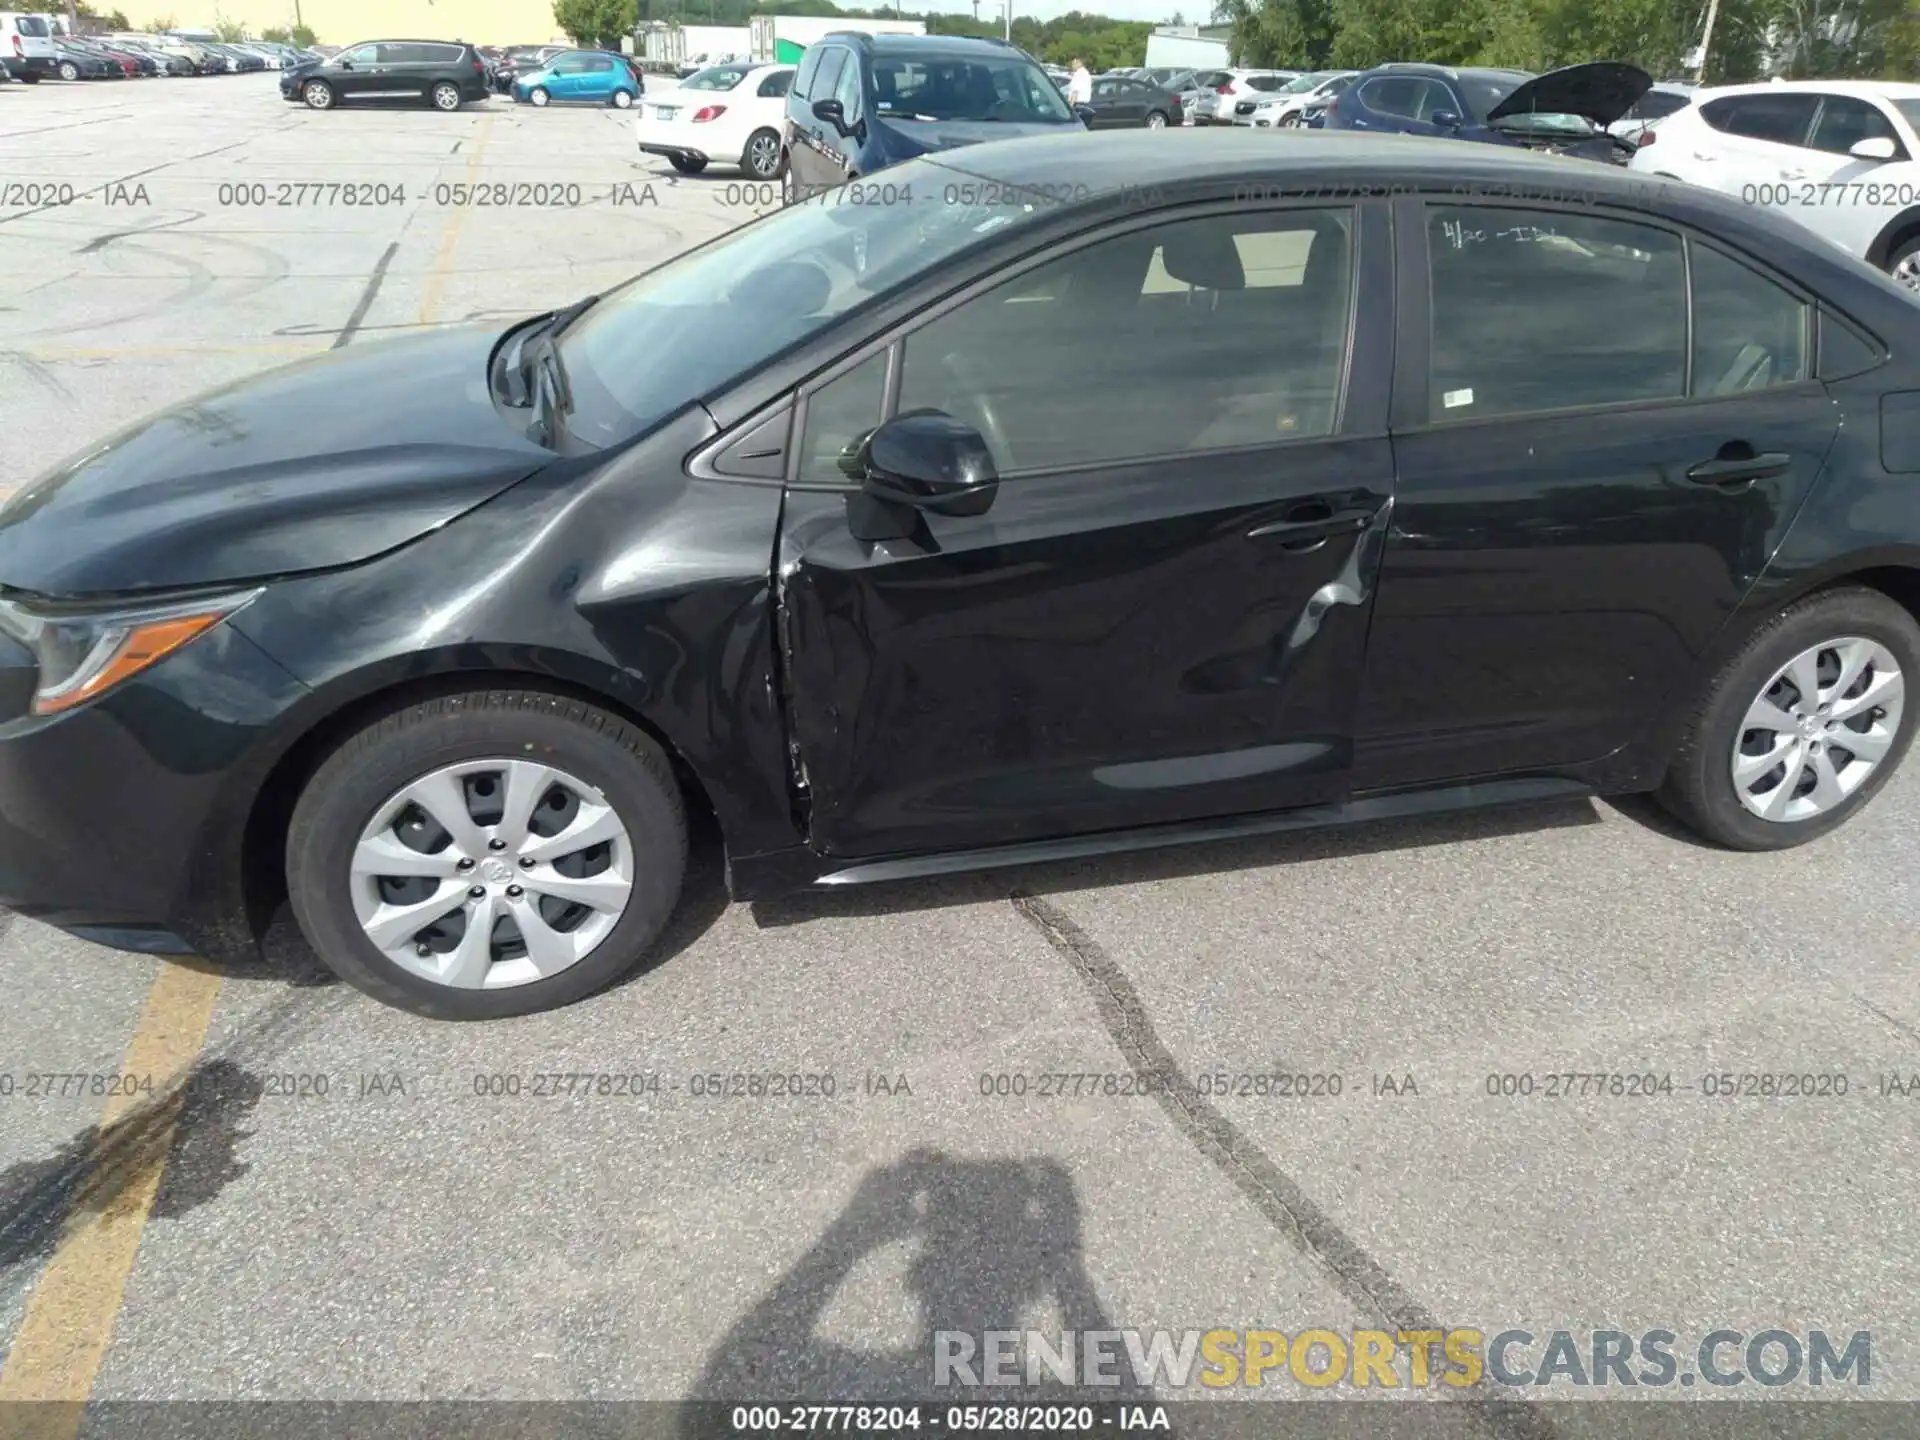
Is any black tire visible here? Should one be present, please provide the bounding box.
[287,690,688,1020]
[1886,230,1920,292]
[1657,587,1920,850]
[668,153,707,175]
[781,159,801,205]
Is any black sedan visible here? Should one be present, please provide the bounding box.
[51,43,119,80]
[1,131,1916,1018]
[1080,71,1183,128]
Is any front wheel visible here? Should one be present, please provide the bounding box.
[742,127,783,180]
[1657,588,1920,850]
[611,88,634,108]
[528,85,550,106]
[431,81,462,111]
[1280,111,1300,127]
[1887,233,1920,293]
[668,153,707,174]
[287,690,689,1020]
[302,78,333,109]
[58,61,79,81]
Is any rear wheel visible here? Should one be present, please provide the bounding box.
[431,80,462,111]
[668,153,707,174]
[1145,109,1168,129]
[611,87,634,108]
[1657,588,1920,849]
[287,690,688,1020]
[302,78,333,109]
[743,127,783,179]
[1887,232,1920,293]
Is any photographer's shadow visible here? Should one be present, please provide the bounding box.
[682,1149,1155,1430]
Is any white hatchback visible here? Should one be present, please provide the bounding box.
[635,61,796,181]
[1630,80,1920,290]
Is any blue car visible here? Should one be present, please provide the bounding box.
[783,33,1083,203]
[515,49,641,109]
[1321,61,1651,164]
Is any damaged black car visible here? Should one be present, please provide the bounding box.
[1322,61,1653,163]
[0,129,1915,1018]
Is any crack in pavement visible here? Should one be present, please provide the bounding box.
[1008,889,1556,1440]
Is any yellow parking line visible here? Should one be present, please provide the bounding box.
[418,114,497,326]
[0,962,222,1432]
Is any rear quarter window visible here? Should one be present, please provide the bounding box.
[16,15,50,34]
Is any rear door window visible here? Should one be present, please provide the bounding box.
[1703,92,1819,146]
[16,15,50,34]
[1359,76,1424,119]
[758,69,793,98]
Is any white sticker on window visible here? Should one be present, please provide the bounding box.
[1442,388,1474,409]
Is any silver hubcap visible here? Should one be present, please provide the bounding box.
[751,135,779,172]
[1731,636,1904,823]
[305,82,329,106]
[1147,113,1166,128]
[436,85,458,109]
[531,88,547,104]
[351,759,634,989]
[615,90,631,107]
[1893,251,1920,291]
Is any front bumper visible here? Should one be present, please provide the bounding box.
[0,623,310,964]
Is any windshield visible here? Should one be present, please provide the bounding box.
[871,54,1073,123]
[683,63,750,90]
[556,156,1058,447]
[1280,72,1329,93]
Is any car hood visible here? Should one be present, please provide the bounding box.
[1485,61,1652,127]
[0,325,556,598]
[878,117,1079,154]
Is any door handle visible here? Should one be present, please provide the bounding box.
[1780,169,1807,180]
[1249,503,1373,549]
[1692,150,1717,161]
[1687,451,1790,486]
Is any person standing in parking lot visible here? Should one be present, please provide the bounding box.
[1067,57,1092,108]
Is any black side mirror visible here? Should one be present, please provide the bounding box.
[1429,109,1460,128]
[1073,103,1095,126]
[812,97,848,133]
[846,410,999,542]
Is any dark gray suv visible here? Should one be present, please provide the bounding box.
[281,39,492,111]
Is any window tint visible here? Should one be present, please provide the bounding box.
[1704,92,1818,145]
[1627,90,1691,122]
[809,48,847,105]
[1427,205,1686,420]
[1360,76,1426,119]
[1690,243,1810,395]
[1456,72,1526,118]
[1093,77,1117,97]
[896,209,1354,473]
[758,69,793,97]
[16,15,49,34]
[339,44,378,65]
[793,44,823,98]
[1246,73,1286,91]
[871,55,1070,122]
[1808,95,1901,156]
[685,62,753,90]
[799,351,888,484]
[584,55,615,72]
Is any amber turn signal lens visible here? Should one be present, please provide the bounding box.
[33,613,228,715]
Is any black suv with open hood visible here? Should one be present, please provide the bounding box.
[1323,61,1653,163]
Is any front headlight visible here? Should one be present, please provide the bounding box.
[0,588,261,715]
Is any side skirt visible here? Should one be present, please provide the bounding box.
[724,776,1593,899]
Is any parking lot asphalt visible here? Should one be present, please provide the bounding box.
[1,76,1918,1426]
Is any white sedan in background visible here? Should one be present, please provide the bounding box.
[635,61,796,180]
[1630,79,1920,289]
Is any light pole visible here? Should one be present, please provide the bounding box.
[1694,0,1721,80]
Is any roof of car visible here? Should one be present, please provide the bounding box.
[1693,78,1920,101]
[839,33,1027,57]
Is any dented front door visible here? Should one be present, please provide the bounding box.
[776,441,1395,861]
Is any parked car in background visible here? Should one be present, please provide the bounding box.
[1083,70,1182,129]
[1630,80,1920,289]
[116,37,196,74]
[50,38,116,78]
[281,39,492,111]
[145,34,217,72]
[1608,80,1694,144]
[1234,69,1357,127]
[210,42,267,72]
[782,33,1080,202]
[493,43,567,94]
[1,11,56,80]
[72,39,139,77]
[637,61,793,178]
[515,48,640,108]
[1323,61,1651,164]
[1191,69,1297,125]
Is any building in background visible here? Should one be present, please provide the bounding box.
[1143,23,1232,69]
